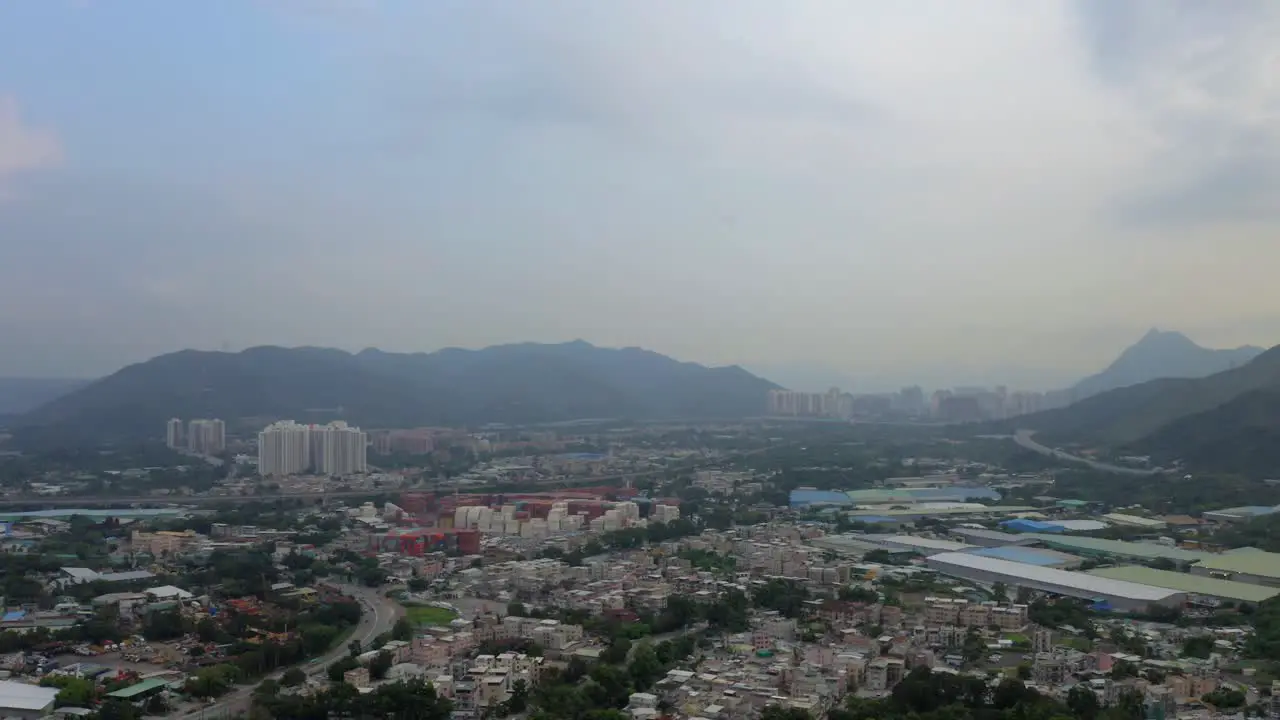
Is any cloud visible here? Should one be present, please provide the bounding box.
[4,0,1280,380]
[1076,0,1280,224]
[0,97,62,197]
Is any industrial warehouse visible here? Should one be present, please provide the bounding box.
[924,552,1187,611]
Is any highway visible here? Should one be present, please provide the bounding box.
[185,585,403,719]
[1012,429,1159,476]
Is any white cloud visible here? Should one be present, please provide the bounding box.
[0,97,61,197]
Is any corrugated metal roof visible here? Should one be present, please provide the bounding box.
[106,678,171,699]
[880,535,975,553]
[0,680,59,710]
[949,528,1032,544]
[1021,534,1209,562]
[848,505,1035,517]
[1102,513,1166,528]
[1053,520,1110,531]
[1195,551,1280,579]
[1086,566,1279,604]
[925,552,1181,602]
[966,546,1081,567]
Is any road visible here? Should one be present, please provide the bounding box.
[185,585,403,719]
[1013,429,1159,476]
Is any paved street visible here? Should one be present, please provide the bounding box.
[183,585,403,719]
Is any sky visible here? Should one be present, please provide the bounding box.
[2,0,1280,390]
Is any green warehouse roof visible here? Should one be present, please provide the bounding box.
[1195,551,1280,581]
[1022,534,1210,563]
[106,678,171,699]
[1086,566,1279,604]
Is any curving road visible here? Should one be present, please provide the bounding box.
[185,585,403,718]
[1013,429,1159,476]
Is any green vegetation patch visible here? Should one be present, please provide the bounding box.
[404,604,459,627]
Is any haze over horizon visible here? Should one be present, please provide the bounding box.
[3,1,1280,385]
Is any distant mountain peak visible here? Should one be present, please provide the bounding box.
[1073,329,1265,399]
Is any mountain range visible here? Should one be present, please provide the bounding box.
[12,341,779,442]
[1019,339,1280,474]
[1068,329,1263,401]
[0,377,91,415]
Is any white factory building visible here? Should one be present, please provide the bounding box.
[925,552,1186,611]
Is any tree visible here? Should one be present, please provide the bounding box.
[280,667,307,687]
[97,699,139,720]
[328,656,359,682]
[143,609,187,641]
[1110,659,1138,679]
[628,642,663,689]
[601,637,632,665]
[991,581,1008,602]
[1067,685,1100,720]
[508,679,529,714]
[760,705,811,720]
[838,586,879,603]
[1203,688,1247,709]
[186,664,242,699]
[991,679,1031,710]
[43,676,95,707]
[1182,636,1214,659]
[196,617,222,643]
[369,650,394,680]
[961,629,985,665]
[391,616,414,642]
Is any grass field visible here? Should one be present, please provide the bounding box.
[404,605,459,627]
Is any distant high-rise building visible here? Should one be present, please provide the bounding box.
[258,421,312,476]
[767,389,846,418]
[897,386,926,415]
[186,419,226,455]
[258,420,366,476]
[166,418,184,449]
[309,421,368,476]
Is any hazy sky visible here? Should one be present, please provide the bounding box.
[2,1,1280,390]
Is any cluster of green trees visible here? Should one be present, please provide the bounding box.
[555,588,750,640]
[1027,598,1098,637]
[0,442,221,491]
[180,598,362,699]
[315,629,698,720]
[1202,687,1247,709]
[838,586,880,603]
[1246,596,1280,658]
[1040,470,1280,516]
[679,548,737,574]
[1216,513,1280,553]
[528,634,699,720]
[253,677,453,720]
[829,666,1145,720]
[752,578,811,618]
